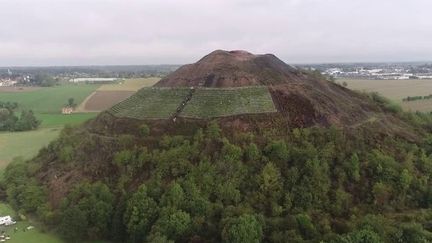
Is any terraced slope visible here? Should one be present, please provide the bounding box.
[108,86,276,119]
[109,88,190,119]
[181,86,276,118]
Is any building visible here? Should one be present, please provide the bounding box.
[62,107,74,114]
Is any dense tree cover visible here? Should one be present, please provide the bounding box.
[5,112,432,242]
[0,101,40,131]
[31,73,57,87]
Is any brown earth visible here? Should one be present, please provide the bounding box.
[82,90,134,111]
[155,50,323,88]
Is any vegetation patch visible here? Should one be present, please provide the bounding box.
[109,86,276,119]
[181,86,276,118]
[109,88,190,119]
[0,128,60,167]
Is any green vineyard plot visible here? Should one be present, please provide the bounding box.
[181,87,277,118]
[109,86,277,119]
[109,88,190,119]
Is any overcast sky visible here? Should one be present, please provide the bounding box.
[1,0,431,66]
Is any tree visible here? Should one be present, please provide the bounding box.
[67,98,76,108]
[124,185,159,242]
[59,206,88,242]
[334,228,383,243]
[140,123,150,136]
[222,214,263,243]
[153,208,192,241]
[296,214,318,240]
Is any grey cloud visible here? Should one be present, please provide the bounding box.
[0,0,431,66]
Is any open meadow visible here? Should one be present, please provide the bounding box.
[0,84,99,113]
[340,78,432,112]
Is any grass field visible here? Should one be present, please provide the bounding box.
[97,77,159,91]
[0,84,99,113]
[37,113,97,128]
[341,78,432,112]
[182,87,276,118]
[0,128,60,168]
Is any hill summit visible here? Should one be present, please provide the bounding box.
[156,49,308,87]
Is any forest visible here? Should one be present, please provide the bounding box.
[4,105,432,243]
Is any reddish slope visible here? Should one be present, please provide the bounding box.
[155,50,319,87]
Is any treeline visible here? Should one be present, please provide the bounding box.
[0,101,40,131]
[402,94,432,102]
[4,119,432,242]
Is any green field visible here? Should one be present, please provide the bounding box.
[341,78,432,112]
[0,84,99,113]
[182,87,277,118]
[97,77,159,91]
[0,128,60,168]
[109,86,277,119]
[37,113,97,128]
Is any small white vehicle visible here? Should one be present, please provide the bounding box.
[0,216,16,226]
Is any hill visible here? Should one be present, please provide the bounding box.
[3,50,432,243]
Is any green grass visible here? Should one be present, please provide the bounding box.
[0,84,99,114]
[0,128,60,168]
[37,113,97,128]
[181,87,277,118]
[0,203,63,243]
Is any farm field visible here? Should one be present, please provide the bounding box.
[181,87,277,118]
[109,86,277,119]
[97,77,159,91]
[78,91,135,112]
[76,78,160,112]
[109,88,190,119]
[0,84,99,113]
[341,78,432,112]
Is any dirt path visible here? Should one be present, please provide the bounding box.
[75,91,97,112]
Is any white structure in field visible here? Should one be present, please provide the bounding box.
[0,216,16,226]
[69,78,119,83]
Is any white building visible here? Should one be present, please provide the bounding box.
[69,78,119,83]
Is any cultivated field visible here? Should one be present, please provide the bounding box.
[109,88,190,119]
[109,86,277,119]
[341,78,432,112]
[181,87,276,118]
[97,77,159,91]
[76,78,160,112]
[0,84,99,113]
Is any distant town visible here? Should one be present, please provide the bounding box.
[1,62,432,87]
[0,65,178,87]
[300,62,432,80]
